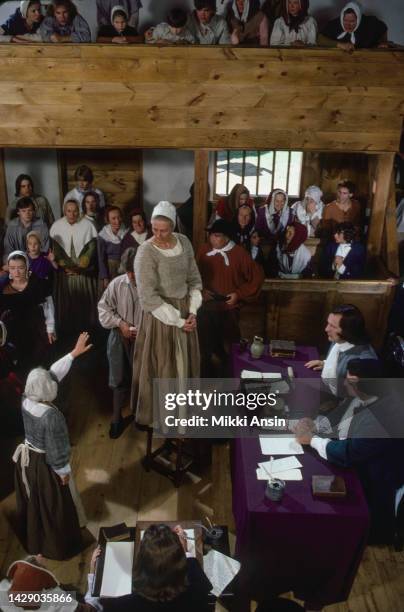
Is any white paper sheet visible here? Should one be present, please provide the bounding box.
[140,529,196,558]
[256,467,303,481]
[259,436,304,455]
[241,370,282,380]
[203,550,240,597]
[259,456,302,474]
[100,541,134,597]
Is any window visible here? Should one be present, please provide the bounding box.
[214,150,304,198]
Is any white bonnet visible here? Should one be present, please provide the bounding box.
[151,201,177,226]
[304,185,323,206]
[25,368,58,403]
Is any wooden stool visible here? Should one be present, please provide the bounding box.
[142,429,198,488]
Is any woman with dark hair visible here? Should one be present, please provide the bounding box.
[0,251,55,376]
[120,209,151,257]
[50,200,98,333]
[13,333,91,560]
[270,0,317,46]
[319,1,388,51]
[321,222,366,280]
[0,1,43,42]
[274,221,312,279]
[226,0,269,47]
[98,207,128,288]
[39,0,91,43]
[6,174,54,227]
[64,165,106,209]
[81,191,104,232]
[106,524,211,611]
[215,183,255,223]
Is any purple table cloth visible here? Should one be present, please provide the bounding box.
[231,344,370,608]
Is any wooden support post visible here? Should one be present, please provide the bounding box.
[367,153,395,263]
[0,149,8,222]
[382,176,399,277]
[193,150,210,253]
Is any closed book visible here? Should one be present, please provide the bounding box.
[102,523,131,542]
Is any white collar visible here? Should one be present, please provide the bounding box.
[206,240,235,266]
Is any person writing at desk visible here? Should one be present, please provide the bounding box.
[295,359,404,545]
[89,524,212,611]
[305,304,376,396]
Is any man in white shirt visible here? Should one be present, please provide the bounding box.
[305,304,376,396]
[188,0,231,44]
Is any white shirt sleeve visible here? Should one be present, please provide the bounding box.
[50,353,74,382]
[337,263,346,275]
[306,17,318,45]
[189,289,202,315]
[53,462,71,476]
[84,574,103,612]
[152,304,185,328]
[310,435,331,460]
[42,295,56,334]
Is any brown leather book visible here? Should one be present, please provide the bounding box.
[312,475,347,498]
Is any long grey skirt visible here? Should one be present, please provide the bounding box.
[131,296,200,426]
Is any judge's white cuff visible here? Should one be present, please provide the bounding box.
[152,303,185,328]
[189,289,202,315]
[310,435,331,460]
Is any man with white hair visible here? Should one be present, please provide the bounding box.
[13,333,91,560]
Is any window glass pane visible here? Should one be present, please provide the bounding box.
[273,151,289,192]
[258,151,274,197]
[288,151,303,197]
[244,151,259,195]
[215,151,228,195]
[228,151,244,193]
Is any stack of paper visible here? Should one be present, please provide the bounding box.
[241,370,281,380]
[259,436,304,455]
[256,455,303,481]
[203,550,241,597]
[100,541,134,597]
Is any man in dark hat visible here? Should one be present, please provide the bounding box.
[196,219,264,376]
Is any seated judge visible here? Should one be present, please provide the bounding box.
[197,219,264,375]
[226,0,269,47]
[305,304,377,396]
[273,221,312,279]
[187,0,231,45]
[295,359,404,544]
[102,524,212,612]
[39,0,91,43]
[0,1,43,43]
[97,5,142,43]
[270,0,317,47]
[319,1,388,51]
[98,248,142,439]
[321,222,366,280]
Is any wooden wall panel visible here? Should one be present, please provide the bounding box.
[0,46,403,152]
[63,149,142,214]
[240,280,394,354]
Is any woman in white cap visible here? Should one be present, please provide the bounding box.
[13,333,91,561]
[0,251,55,377]
[0,1,43,42]
[97,5,142,43]
[131,201,202,426]
[319,1,388,51]
[292,185,324,238]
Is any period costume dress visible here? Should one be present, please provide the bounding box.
[6,194,55,227]
[98,223,128,282]
[255,189,293,243]
[50,216,98,333]
[0,1,43,41]
[187,11,230,44]
[131,203,202,426]
[275,221,312,279]
[13,352,86,560]
[270,0,317,47]
[292,185,324,238]
[39,13,91,42]
[320,1,387,49]
[0,263,55,376]
[226,0,269,46]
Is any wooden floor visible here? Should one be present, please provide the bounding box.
[1,351,404,612]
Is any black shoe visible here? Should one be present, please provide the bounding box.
[109,420,124,439]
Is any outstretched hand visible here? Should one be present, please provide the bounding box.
[71,332,93,358]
